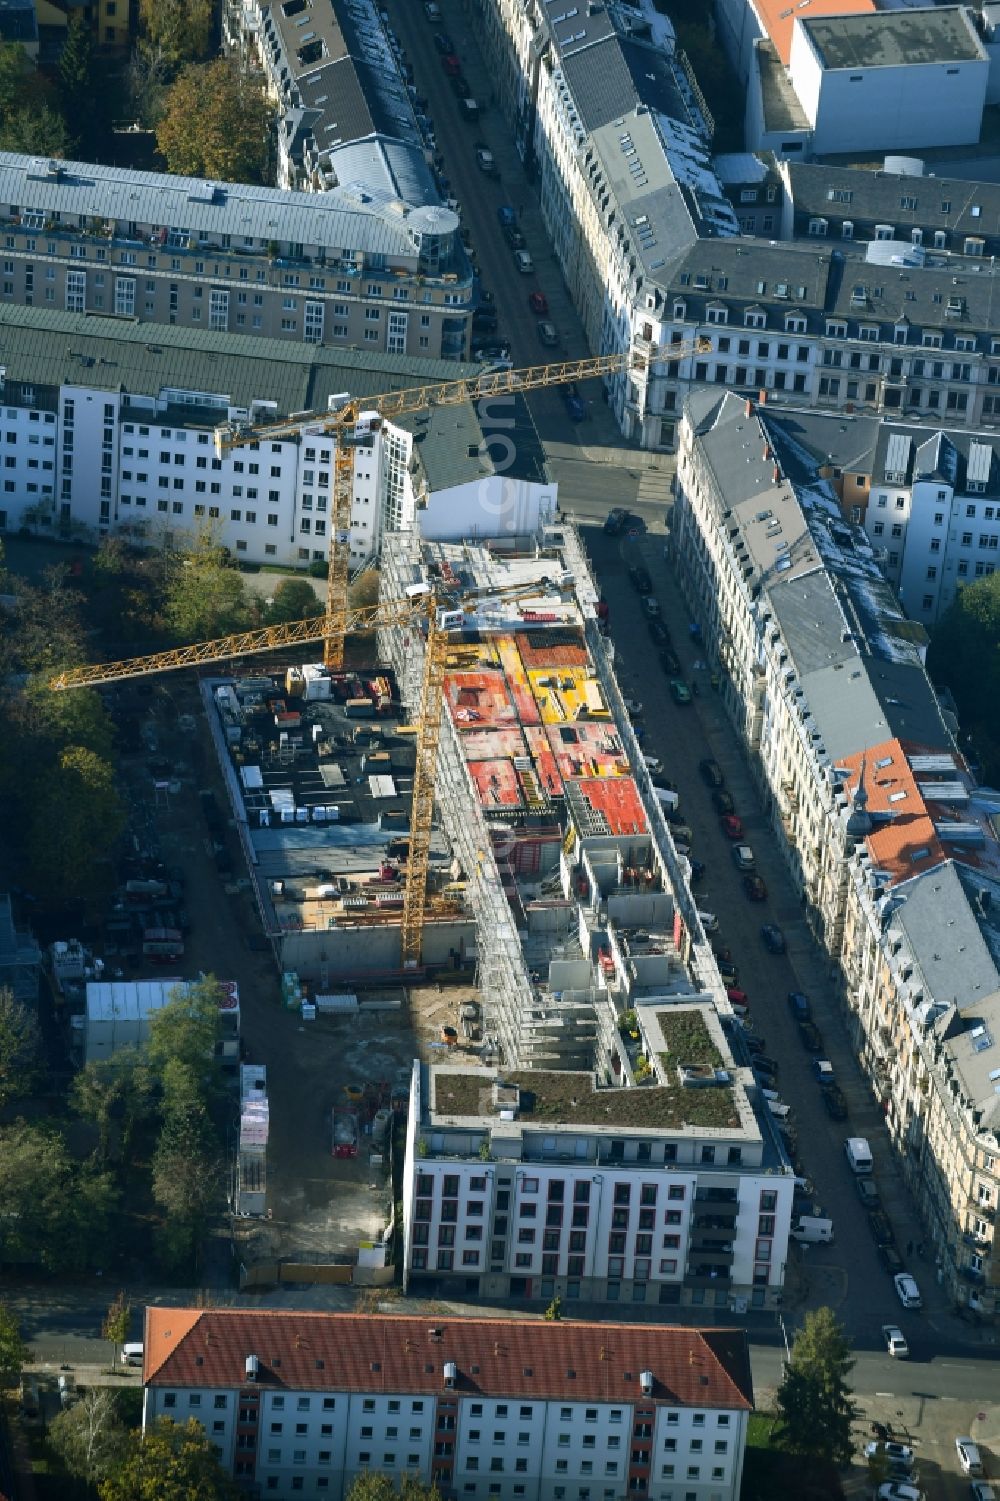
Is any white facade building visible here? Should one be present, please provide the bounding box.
[142,1307,753,1501]
[0,306,554,567]
[787,8,988,157]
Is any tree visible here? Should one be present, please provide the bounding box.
[58,14,96,155]
[98,1417,240,1501]
[138,0,213,69]
[0,1120,116,1272]
[25,744,124,908]
[102,1292,132,1367]
[161,530,252,644]
[0,1302,28,1391]
[927,571,1000,785]
[0,986,42,1109]
[49,1387,126,1483]
[0,103,69,156]
[156,60,272,182]
[346,1478,443,1501]
[264,577,324,625]
[146,977,223,1078]
[776,1307,856,1466]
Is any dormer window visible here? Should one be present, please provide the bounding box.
[744,308,766,330]
[826,319,847,339]
[808,218,828,237]
[964,237,985,257]
[672,299,686,320]
[784,314,807,334]
[705,303,728,325]
[875,224,894,240]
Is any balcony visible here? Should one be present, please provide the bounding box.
[685,1267,732,1289]
[689,1231,735,1255]
[693,1211,737,1231]
[695,1186,738,1204]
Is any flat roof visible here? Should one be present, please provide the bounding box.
[755,0,875,65]
[799,6,985,69]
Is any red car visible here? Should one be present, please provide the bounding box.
[442,54,462,75]
[720,814,743,839]
[726,987,749,1007]
[743,874,768,902]
[528,290,548,315]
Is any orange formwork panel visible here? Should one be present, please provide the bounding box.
[570,777,649,836]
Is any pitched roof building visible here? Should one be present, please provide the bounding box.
[142,1308,753,1500]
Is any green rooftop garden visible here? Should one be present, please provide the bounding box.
[431,1067,740,1131]
[655,1009,725,1072]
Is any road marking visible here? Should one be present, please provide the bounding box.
[875,1391,895,1397]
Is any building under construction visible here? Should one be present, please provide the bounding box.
[377,522,724,1071]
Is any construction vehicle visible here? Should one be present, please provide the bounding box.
[212,338,708,669]
[49,339,706,964]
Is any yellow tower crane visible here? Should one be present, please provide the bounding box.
[212,337,708,669]
[49,336,707,963]
[51,578,573,965]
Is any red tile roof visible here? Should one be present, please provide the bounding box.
[144,1310,752,1409]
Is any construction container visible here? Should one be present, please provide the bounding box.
[332,1108,358,1157]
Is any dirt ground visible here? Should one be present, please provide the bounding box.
[114,672,482,1275]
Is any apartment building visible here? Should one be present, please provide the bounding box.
[142,1307,754,1501]
[224,0,435,201]
[0,305,549,568]
[0,152,471,359]
[475,0,1000,449]
[731,403,1000,627]
[671,386,1000,1316]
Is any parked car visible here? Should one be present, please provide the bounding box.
[642,753,662,775]
[751,1055,780,1078]
[659,647,682,676]
[514,248,534,273]
[811,1058,836,1087]
[712,788,735,815]
[628,564,652,593]
[743,874,768,902]
[874,1486,920,1501]
[424,1,442,19]
[721,814,743,839]
[433,31,455,52]
[760,923,786,954]
[726,987,750,1008]
[856,1177,880,1208]
[442,53,462,75]
[956,1438,984,1477]
[642,595,661,620]
[689,858,706,882]
[894,1272,923,1309]
[882,1324,909,1359]
[504,224,526,251]
[669,678,692,705]
[970,1483,997,1501]
[604,507,629,535]
[699,758,725,787]
[622,698,643,719]
[732,844,755,872]
[496,205,517,228]
[786,990,811,1021]
[537,320,559,347]
[865,1441,914,1470]
[868,1210,894,1247]
[822,1085,848,1120]
[475,144,497,174]
[717,958,738,985]
[798,1023,823,1055]
[648,619,670,649]
[879,1242,904,1275]
[528,290,548,314]
[564,387,586,421]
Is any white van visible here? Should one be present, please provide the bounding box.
[122,1342,144,1368]
[696,908,719,933]
[654,786,679,813]
[790,1215,834,1245]
[844,1136,873,1175]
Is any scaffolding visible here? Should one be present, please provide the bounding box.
[380,532,556,1069]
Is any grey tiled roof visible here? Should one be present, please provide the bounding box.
[785,161,1000,243]
[0,303,476,419]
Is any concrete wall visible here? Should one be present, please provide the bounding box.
[715,0,765,85]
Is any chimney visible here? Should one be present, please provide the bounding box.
[758,388,768,405]
[640,1369,654,1396]
[444,1361,458,1388]
[763,444,772,461]
[744,398,753,417]
[773,465,781,485]
[245,1355,260,1382]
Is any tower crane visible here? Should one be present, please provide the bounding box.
[51,578,574,965]
[48,336,708,962]
[212,337,709,670]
